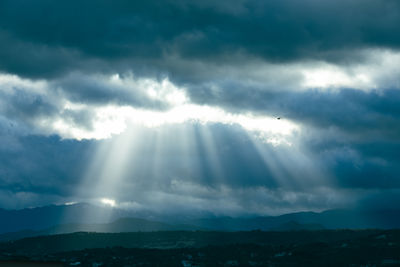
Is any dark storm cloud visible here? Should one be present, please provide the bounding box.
[0,30,86,78]
[0,0,399,78]
[282,89,400,139]
[0,135,93,203]
[0,82,60,131]
[1,0,400,213]
[310,140,400,190]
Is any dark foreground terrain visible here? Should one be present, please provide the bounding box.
[1,230,400,266]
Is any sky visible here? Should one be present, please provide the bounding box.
[1,0,400,215]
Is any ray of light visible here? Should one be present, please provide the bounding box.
[245,130,332,193]
[197,124,225,183]
[73,126,145,222]
[75,120,306,215]
[73,117,344,216]
[68,72,308,216]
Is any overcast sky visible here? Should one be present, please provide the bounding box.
[1,0,400,215]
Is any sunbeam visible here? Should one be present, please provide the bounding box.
[76,115,304,216]
[197,125,225,182]
[245,130,331,194]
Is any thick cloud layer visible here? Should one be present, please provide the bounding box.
[0,0,399,214]
[1,0,400,78]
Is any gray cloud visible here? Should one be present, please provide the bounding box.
[0,0,400,214]
[53,73,170,109]
[0,0,399,79]
[0,134,91,204]
[0,80,61,135]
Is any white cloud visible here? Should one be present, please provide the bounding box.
[1,48,399,141]
[0,72,300,143]
[299,49,400,90]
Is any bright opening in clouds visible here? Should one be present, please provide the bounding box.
[100,198,116,207]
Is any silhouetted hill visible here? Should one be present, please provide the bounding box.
[185,209,400,231]
[272,221,325,231]
[0,218,202,242]
[0,203,117,234]
[0,203,157,234]
[1,203,400,237]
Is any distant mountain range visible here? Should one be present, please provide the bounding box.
[0,203,118,233]
[1,203,399,242]
[184,209,400,231]
[0,217,202,242]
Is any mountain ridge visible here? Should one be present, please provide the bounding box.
[1,203,400,238]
